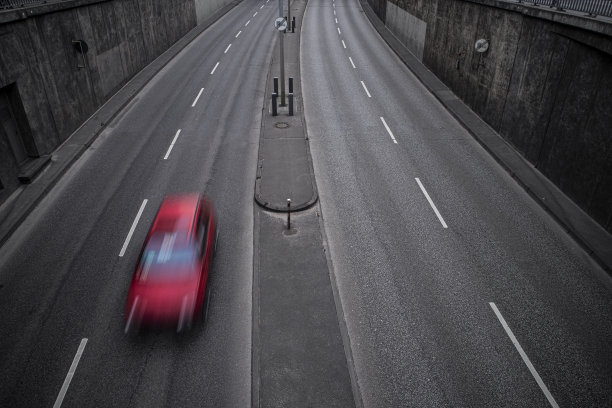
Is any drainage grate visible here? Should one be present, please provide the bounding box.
[275,122,289,129]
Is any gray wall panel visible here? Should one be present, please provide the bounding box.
[367,0,612,232]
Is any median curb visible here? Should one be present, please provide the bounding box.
[358,0,612,273]
[254,0,318,212]
[0,1,242,248]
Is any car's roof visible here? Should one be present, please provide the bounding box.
[152,194,200,235]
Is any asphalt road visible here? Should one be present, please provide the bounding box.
[301,0,612,407]
[0,1,276,406]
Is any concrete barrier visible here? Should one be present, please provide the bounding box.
[0,0,238,204]
[368,0,612,234]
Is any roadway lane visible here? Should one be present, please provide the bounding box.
[0,1,276,406]
[302,0,612,406]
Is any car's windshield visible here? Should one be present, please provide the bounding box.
[138,232,197,280]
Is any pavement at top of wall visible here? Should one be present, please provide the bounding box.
[0,1,241,248]
[359,0,612,274]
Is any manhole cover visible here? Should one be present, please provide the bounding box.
[275,122,290,129]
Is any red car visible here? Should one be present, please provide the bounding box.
[124,194,217,333]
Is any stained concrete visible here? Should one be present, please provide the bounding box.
[0,0,236,204]
[360,0,612,271]
[368,0,612,234]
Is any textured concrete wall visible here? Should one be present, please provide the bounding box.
[0,0,236,203]
[195,0,235,25]
[385,2,426,60]
[367,0,612,233]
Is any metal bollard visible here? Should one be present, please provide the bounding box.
[272,93,278,116]
[289,77,294,94]
[288,93,294,116]
[292,17,295,33]
[287,199,291,229]
[273,77,279,95]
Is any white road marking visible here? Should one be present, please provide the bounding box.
[261,4,265,8]
[253,12,258,17]
[415,178,448,228]
[53,338,88,408]
[245,20,250,26]
[489,303,560,408]
[335,18,338,24]
[164,129,182,160]
[360,81,372,98]
[342,40,346,48]
[124,296,139,334]
[211,61,220,74]
[349,56,356,69]
[224,43,232,53]
[334,9,336,15]
[380,116,397,144]
[236,30,242,38]
[191,88,204,107]
[337,27,341,35]
[119,199,148,257]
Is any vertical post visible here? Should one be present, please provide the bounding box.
[278,0,286,106]
[272,93,278,116]
[287,0,291,35]
[280,35,286,106]
[292,16,295,33]
[274,77,279,95]
[287,199,291,229]
[289,77,294,94]
[288,93,294,116]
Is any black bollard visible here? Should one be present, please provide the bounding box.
[272,93,278,116]
[288,93,294,116]
[289,77,294,94]
[292,17,295,33]
[273,77,278,95]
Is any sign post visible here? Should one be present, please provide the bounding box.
[275,7,287,106]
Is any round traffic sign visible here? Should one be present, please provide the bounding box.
[274,17,287,31]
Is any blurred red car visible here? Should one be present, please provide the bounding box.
[124,194,217,333]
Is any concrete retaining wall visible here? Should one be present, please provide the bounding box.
[0,0,236,203]
[367,0,612,233]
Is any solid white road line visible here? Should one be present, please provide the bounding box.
[224,43,232,53]
[360,81,372,98]
[379,116,398,144]
[236,30,242,38]
[489,303,560,408]
[119,199,148,257]
[211,61,220,75]
[342,40,346,48]
[415,178,448,228]
[253,12,258,17]
[164,129,182,160]
[337,27,341,35]
[245,20,250,26]
[53,338,88,408]
[349,56,356,69]
[191,88,204,107]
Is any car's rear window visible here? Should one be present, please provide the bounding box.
[138,232,196,280]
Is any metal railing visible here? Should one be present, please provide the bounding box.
[515,0,612,17]
[0,0,52,11]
